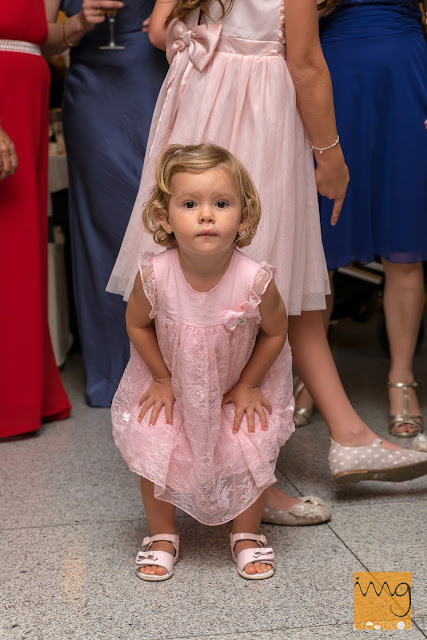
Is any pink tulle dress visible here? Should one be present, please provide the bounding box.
[112,249,295,525]
[107,0,329,315]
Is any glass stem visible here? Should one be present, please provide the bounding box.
[108,16,116,46]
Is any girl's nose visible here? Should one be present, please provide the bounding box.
[199,206,215,223]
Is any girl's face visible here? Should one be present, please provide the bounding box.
[161,168,246,258]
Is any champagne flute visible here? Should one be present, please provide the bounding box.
[99,4,125,50]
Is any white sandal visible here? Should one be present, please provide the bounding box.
[230,532,275,580]
[135,533,179,582]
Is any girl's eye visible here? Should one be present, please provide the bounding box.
[216,201,228,209]
[184,201,196,209]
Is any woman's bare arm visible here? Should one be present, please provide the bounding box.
[285,0,349,223]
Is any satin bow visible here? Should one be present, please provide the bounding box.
[136,550,158,563]
[252,548,274,559]
[166,18,223,70]
[223,305,259,331]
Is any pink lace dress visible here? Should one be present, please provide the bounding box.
[107,0,330,315]
[112,249,295,525]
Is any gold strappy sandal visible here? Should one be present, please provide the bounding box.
[293,379,313,427]
[388,381,424,438]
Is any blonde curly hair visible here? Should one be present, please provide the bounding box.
[143,143,261,249]
[165,0,233,27]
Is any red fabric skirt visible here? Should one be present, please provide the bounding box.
[0,50,71,437]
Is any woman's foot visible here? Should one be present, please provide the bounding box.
[329,437,427,483]
[388,381,424,437]
[330,420,405,452]
[263,487,332,525]
[293,378,314,427]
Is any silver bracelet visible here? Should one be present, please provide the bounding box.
[310,135,340,154]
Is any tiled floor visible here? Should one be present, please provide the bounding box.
[1,313,427,639]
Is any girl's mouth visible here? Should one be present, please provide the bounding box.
[198,229,217,236]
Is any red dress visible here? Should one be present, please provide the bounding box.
[0,0,71,437]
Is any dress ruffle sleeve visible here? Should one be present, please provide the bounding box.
[138,252,158,319]
[222,263,275,331]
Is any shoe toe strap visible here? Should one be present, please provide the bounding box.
[236,547,275,574]
[136,550,175,574]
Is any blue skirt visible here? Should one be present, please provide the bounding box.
[319,3,427,269]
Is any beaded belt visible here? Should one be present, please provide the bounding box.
[0,40,41,56]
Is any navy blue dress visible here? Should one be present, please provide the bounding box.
[319,0,427,269]
[61,1,168,406]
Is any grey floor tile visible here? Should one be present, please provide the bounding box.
[0,516,365,640]
[328,501,427,635]
[171,625,427,640]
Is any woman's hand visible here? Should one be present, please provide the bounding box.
[222,383,272,434]
[79,0,124,32]
[142,15,151,32]
[0,127,18,180]
[315,150,349,225]
[138,376,174,425]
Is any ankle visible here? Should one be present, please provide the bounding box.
[329,422,375,447]
[388,370,415,385]
[150,540,176,555]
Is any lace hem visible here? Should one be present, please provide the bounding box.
[138,252,158,319]
[222,263,275,331]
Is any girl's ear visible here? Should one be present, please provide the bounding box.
[238,207,249,235]
[158,209,173,234]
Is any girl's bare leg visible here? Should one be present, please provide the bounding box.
[139,477,177,576]
[382,259,424,435]
[232,493,271,575]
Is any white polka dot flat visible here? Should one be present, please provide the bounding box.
[329,438,427,484]
[262,496,332,526]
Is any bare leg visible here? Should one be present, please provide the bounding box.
[232,493,271,575]
[382,259,424,435]
[139,477,177,576]
[295,271,335,413]
[288,309,402,450]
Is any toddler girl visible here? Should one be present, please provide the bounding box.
[112,143,294,581]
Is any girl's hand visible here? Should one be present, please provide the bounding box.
[315,151,349,226]
[142,15,151,32]
[0,127,18,180]
[138,376,174,425]
[222,383,272,434]
[79,0,124,32]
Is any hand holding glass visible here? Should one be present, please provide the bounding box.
[99,2,125,50]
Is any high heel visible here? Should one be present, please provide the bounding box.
[293,379,313,427]
[388,381,424,438]
[329,438,427,484]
